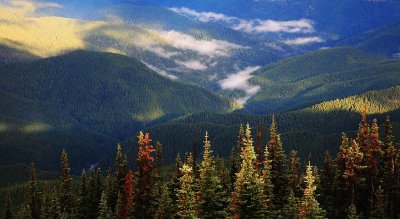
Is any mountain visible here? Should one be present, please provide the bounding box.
[0,50,236,171]
[338,22,400,58]
[246,47,400,114]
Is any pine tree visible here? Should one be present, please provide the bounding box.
[133,131,156,219]
[198,132,226,218]
[229,146,238,190]
[177,163,198,219]
[105,167,116,213]
[98,192,113,219]
[298,162,326,219]
[268,116,288,209]
[60,149,73,215]
[232,124,267,218]
[5,194,12,219]
[115,143,126,197]
[41,183,51,219]
[87,167,101,219]
[49,186,61,219]
[169,153,182,217]
[155,141,163,179]
[117,170,134,219]
[28,162,40,219]
[236,124,245,167]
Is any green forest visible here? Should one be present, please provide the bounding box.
[3,111,399,219]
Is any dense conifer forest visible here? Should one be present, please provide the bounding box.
[3,111,399,219]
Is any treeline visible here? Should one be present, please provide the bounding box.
[4,112,400,218]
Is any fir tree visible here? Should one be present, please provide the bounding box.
[261,144,274,210]
[346,204,360,219]
[198,132,226,219]
[236,124,245,167]
[319,152,335,218]
[370,186,387,219]
[232,124,267,218]
[133,131,156,219]
[298,162,326,219]
[282,189,299,219]
[98,192,113,219]
[256,122,264,171]
[177,163,198,219]
[88,167,101,219]
[49,186,61,219]
[229,145,238,190]
[268,116,288,209]
[60,149,73,215]
[77,169,88,219]
[153,183,174,219]
[28,162,40,219]
[5,194,12,219]
[288,150,302,197]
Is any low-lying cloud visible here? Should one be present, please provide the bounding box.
[170,7,315,34]
[175,60,208,71]
[219,66,261,104]
[142,62,179,80]
[158,30,246,57]
[283,36,324,45]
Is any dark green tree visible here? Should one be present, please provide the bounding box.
[60,149,73,215]
[28,162,40,219]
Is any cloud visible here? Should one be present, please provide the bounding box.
[283,36,324,45]
[219,66,261,104]
[142,62,179,80]
[158,30,246,57]
[169,7,236,23]
[143,43,181,59]
[175,59,208,71]
[171,7,315,34]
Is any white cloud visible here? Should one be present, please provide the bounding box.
[219,66,261,104]
[159,30,246,57]
[143,43,181,59]
[283,36,324,45]
[142,62,179,80]
[171,7,315,34]
[169,7,235,23]
[175,60,208,71]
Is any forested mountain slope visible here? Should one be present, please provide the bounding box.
[0,50,236,171]
[246,47,400,113]
[147,86,400,163]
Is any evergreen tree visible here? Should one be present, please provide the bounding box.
[117,170,134,219]
[261,144,274,211]
[256,122,264,171]
[382,116,398,218]
[236,124,245,167]
[88,167,101,219]
[153,183,174,219]
[105,167,116,213]
[282,189,299,219]
[229,145,238,190]
[346,204,360,219]
[60,149,73,215]
[28,162,40,219]
[177,163,198,219]
[169,153,182,217]
[319,152,335,218]
[288,150,302,197]
[49,186,61,219]
[298,162,326,219]
[115,143,126,198]
[155,141,163,179]
[5,194,12,219]
[198,132,226,218]
[268,116,288,209]
[133,131,156,219]
[232,124,267,218]
[370,186,387,219]
[77,169,88,219]
[98,192,113,219]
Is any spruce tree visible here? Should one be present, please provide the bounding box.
[261,144,274,211]
[346,204,360,219]
[77,169,88,219]
[98,192,113,219]
[232,124,267,218]
[153,183,174,219]
[198,132,226,218]
[28,162,40,219]
[268,116,288,209]
[236,124,245,167]
[370,186,387,219]
[288,150,302,198]
[256,122,264,171]
[319,152,335,218]
[133,131,156,219]
[5,194,12,219]
[60,149,73,215]
[282,189,299,219]
[177,163,198,219]
[298,162,326,219]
